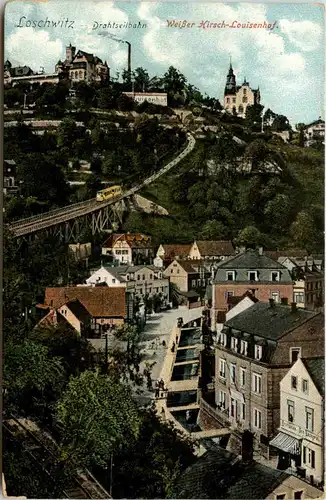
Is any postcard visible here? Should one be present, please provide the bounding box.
[3,1,325,499]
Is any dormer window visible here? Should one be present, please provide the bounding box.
[231,337,238,351]
[254,345,262,360]
[271,271,280,282]
[219,332,227,346]
[240,340,248,356]
[248,271,258,282]
[226,271,235,281]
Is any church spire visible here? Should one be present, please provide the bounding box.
[225,58,236,96]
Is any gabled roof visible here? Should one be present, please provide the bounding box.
[171,260,197,274]
[194,240,235,256]
[102,233,152,249]
[304,119,325,129]
[160,244,191,259]
[65,299,92,323]
[302,357,325,396]
[225,302,318,341]
[74,50,95,63]
[44,287,126,318]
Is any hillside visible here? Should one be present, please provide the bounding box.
[123,126,324,252]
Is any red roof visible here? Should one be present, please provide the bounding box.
[44,287,126,318]
[161,244,191,260]
[102,233,151,249]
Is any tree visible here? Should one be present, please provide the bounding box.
[110,407,195,499]
[162,66,187,94]
[56,370,141,468]
[236,226,263,248]
[74,81,96,107]
[272,114,291,132]
[133,67,151,92]
[4,339,65,417]
[245,104,264,130]
[290,211,317,251]
[296,123,306,147]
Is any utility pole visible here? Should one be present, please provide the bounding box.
[109,453,113,497]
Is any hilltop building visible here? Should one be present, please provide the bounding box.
[55,43,109,84]
[223,61,261,117]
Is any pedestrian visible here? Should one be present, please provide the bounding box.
[159,378,164,389]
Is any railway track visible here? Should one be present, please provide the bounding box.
[4,416,111,499]
[9,133,196,237]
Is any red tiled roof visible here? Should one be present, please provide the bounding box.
[44,287,126,318]
[195,240,235,256]
[162,244,191,259]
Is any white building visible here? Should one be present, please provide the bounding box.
[123,92,168,107]
[304,119,325,147]
[86,265,170,308]
[270,357,324,488]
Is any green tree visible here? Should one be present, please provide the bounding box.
[290,211,317,251]
[236,225,263,248]
[56,370,141,468]
[245,104,264,130]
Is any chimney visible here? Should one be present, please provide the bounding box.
[269,298,275,308]
[241,430,254,463]
[281,297,288,305]
[291,302,297,313]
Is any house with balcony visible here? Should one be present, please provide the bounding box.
[86,264,169,310]
[270,357,324,488]
[211,248,294,332]
[101,233,153,265]
[209,300,324,457]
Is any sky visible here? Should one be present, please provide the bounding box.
[4,1,325,125]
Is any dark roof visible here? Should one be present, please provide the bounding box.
[195,240,235,257]
[227,291,258,305]
[161,244,191,259]
[10,65,34,77]
[217,249,286,270]
[175,260,198,274]
[304,119,325,129]
[180,290,200,298]
[65,299,92,323]
[172,447,288,499]
[225,302,318,341]
[302,357,325,396]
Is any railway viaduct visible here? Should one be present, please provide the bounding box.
[8,133,196,244]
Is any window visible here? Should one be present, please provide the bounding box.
[240,340,248,356]
[231,337,238,351]
[243,96,248,103]
[248,271,258,281]
[241,403,246,420]
[253,408,262,429]
[226,97,230,103]
[243,88,247,95]
[302,379,309,394]
[232,97,236,103]
[240,368,246,386]
[252,373,262,393]
[230,363,236,384]
[287,400,294,423]
[219,332,227,346]
[192,280,196,287]
[219,359,226,378]
[219,391,226,409]
[271,271,280,282]
[116,250,121,255]
[294,491,303,499]
[294,292,304,303]
[276,495,286,500]
[150,274,153,280]
[238,105,244,114]
[177,269,180,274]
[254,345,262,360]
[197,279,201,286]
[137,275,140,280]
[290,348,301,364]
[305,407,314,431]
[112,279,116,284]
[224,291,234,300]
[142,275,145,280]
[271,291,280,303]
[227,271,235,281]
[291,376,298,390]
[303,446,315,468]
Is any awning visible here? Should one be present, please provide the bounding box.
[269,432,301,455]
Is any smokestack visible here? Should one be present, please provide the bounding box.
[241,430,254,463]
[291,302,297,313]
[269,298,275,308]
[126,42,131,75]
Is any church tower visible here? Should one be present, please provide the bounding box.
[224,60,236,96]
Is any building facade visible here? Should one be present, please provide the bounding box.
[223,62,260,117]
[55,43,109,84]
[102,233,153,265]
[211,249,294,332]
[304,119,325,147]
[271,357,324,488]
[163,259,211,293]
[213,302,324,456]
[123,92,168,106]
